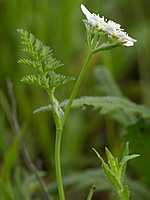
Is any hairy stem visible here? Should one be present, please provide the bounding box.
[63,52,93,126]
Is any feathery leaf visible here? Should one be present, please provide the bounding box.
[17,29,75,91]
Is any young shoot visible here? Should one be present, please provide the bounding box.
[93,142,140,200]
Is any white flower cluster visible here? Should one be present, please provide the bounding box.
[81,4,137,47]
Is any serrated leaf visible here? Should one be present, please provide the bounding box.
[33,96,150,123]
[62,96,150,119]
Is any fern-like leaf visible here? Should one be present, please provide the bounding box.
[18,59,43,73]
[17,29,75,91]
[21,75,48,88]
[48,71,75,89]
[44,58,64,73]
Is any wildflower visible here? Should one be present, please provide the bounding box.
[81,4,107,31]
[105,20,121,35]
[114,30,137,46]
[81,4,137,47]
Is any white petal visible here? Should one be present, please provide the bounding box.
[115,31,126,38]
[123,41,134,47]
[105,25,115,34]
[81,4,92,20]
[126,36,137,43]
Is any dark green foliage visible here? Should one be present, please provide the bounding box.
[17,29,75,91]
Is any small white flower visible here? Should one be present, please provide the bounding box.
[81,4,106,30]
[105,20,121,35]
[114,30,137,46]
[81,4,137,47]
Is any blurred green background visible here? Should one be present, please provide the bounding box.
[0,0,150,199]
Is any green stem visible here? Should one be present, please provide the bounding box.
[49,50,94,200]
[63,52,93,126]
[55,130,65,200]
[87,184,96,200]
[48,91,65,200]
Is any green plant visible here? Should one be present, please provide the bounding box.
[93,143,139,200]
[16,4,142,200]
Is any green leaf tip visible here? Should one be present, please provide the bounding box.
[124,142,129,156]
[92,148,103,162]
[105,147,119,176]
[93,144,140,200]
[120,154,140,166]
[17,28,75,91]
